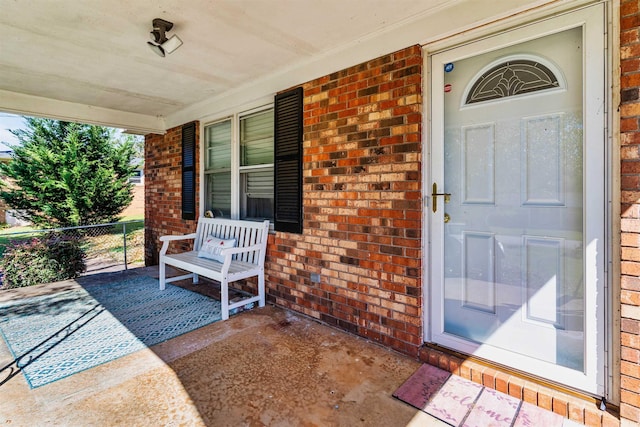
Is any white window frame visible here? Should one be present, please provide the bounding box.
[201,103,274,221]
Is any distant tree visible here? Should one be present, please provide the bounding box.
[0,118,138,227]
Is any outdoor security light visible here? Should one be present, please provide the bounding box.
[147,18,183,57]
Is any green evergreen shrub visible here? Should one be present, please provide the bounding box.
[0,118,139,228]
[0,235,86,288]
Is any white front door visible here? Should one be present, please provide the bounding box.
[428,5,606,395]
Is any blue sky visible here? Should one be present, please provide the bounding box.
[0,113,138,152]
[0,113,26,151]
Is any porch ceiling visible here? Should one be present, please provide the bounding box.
[0,0,557,133]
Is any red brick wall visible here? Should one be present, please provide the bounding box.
[266,45,423,356]
[142,48,423,356]
[620,1,640,424]
[144,123,200,265]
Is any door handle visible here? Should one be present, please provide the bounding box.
[431,182,451,213]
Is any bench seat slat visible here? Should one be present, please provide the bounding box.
[164,251,261,279]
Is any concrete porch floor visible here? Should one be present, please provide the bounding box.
[0,267,445,427]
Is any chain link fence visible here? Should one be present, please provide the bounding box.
[0,221,144,279]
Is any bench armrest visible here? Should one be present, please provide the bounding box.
[217,243,265,272]
[159,233,197,256]
[160,233,197,242]
[220,243,262,256]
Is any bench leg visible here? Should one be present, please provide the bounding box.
[159,260,166,290]
[193,273,199,285]
[221,279,229,321]
[258,271,265,308]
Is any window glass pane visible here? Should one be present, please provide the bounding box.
[240,168,273,221]
[205,120,231,171]
[240,109,274,166]
[206,171,231,218]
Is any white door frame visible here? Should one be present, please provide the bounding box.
[422,3,608,396]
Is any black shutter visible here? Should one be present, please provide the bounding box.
[182,122,196,220]
[274,87,303,233]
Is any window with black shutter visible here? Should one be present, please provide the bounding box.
[274,87,303,233]
[182,122,196,220]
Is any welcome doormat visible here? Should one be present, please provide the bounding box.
[393,364,565,426]
[0,275,221,388]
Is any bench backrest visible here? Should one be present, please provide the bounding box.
[194,218,270,265]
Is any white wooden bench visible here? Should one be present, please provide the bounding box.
[159,217,270,320]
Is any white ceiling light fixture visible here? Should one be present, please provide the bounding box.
[147,18,183,57]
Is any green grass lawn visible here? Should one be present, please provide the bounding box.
[0,224,38,235]
[0,226,39,257]
[0,217,144,259]
[120,214,144,222]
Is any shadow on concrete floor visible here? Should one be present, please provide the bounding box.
[0,266,444,426]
